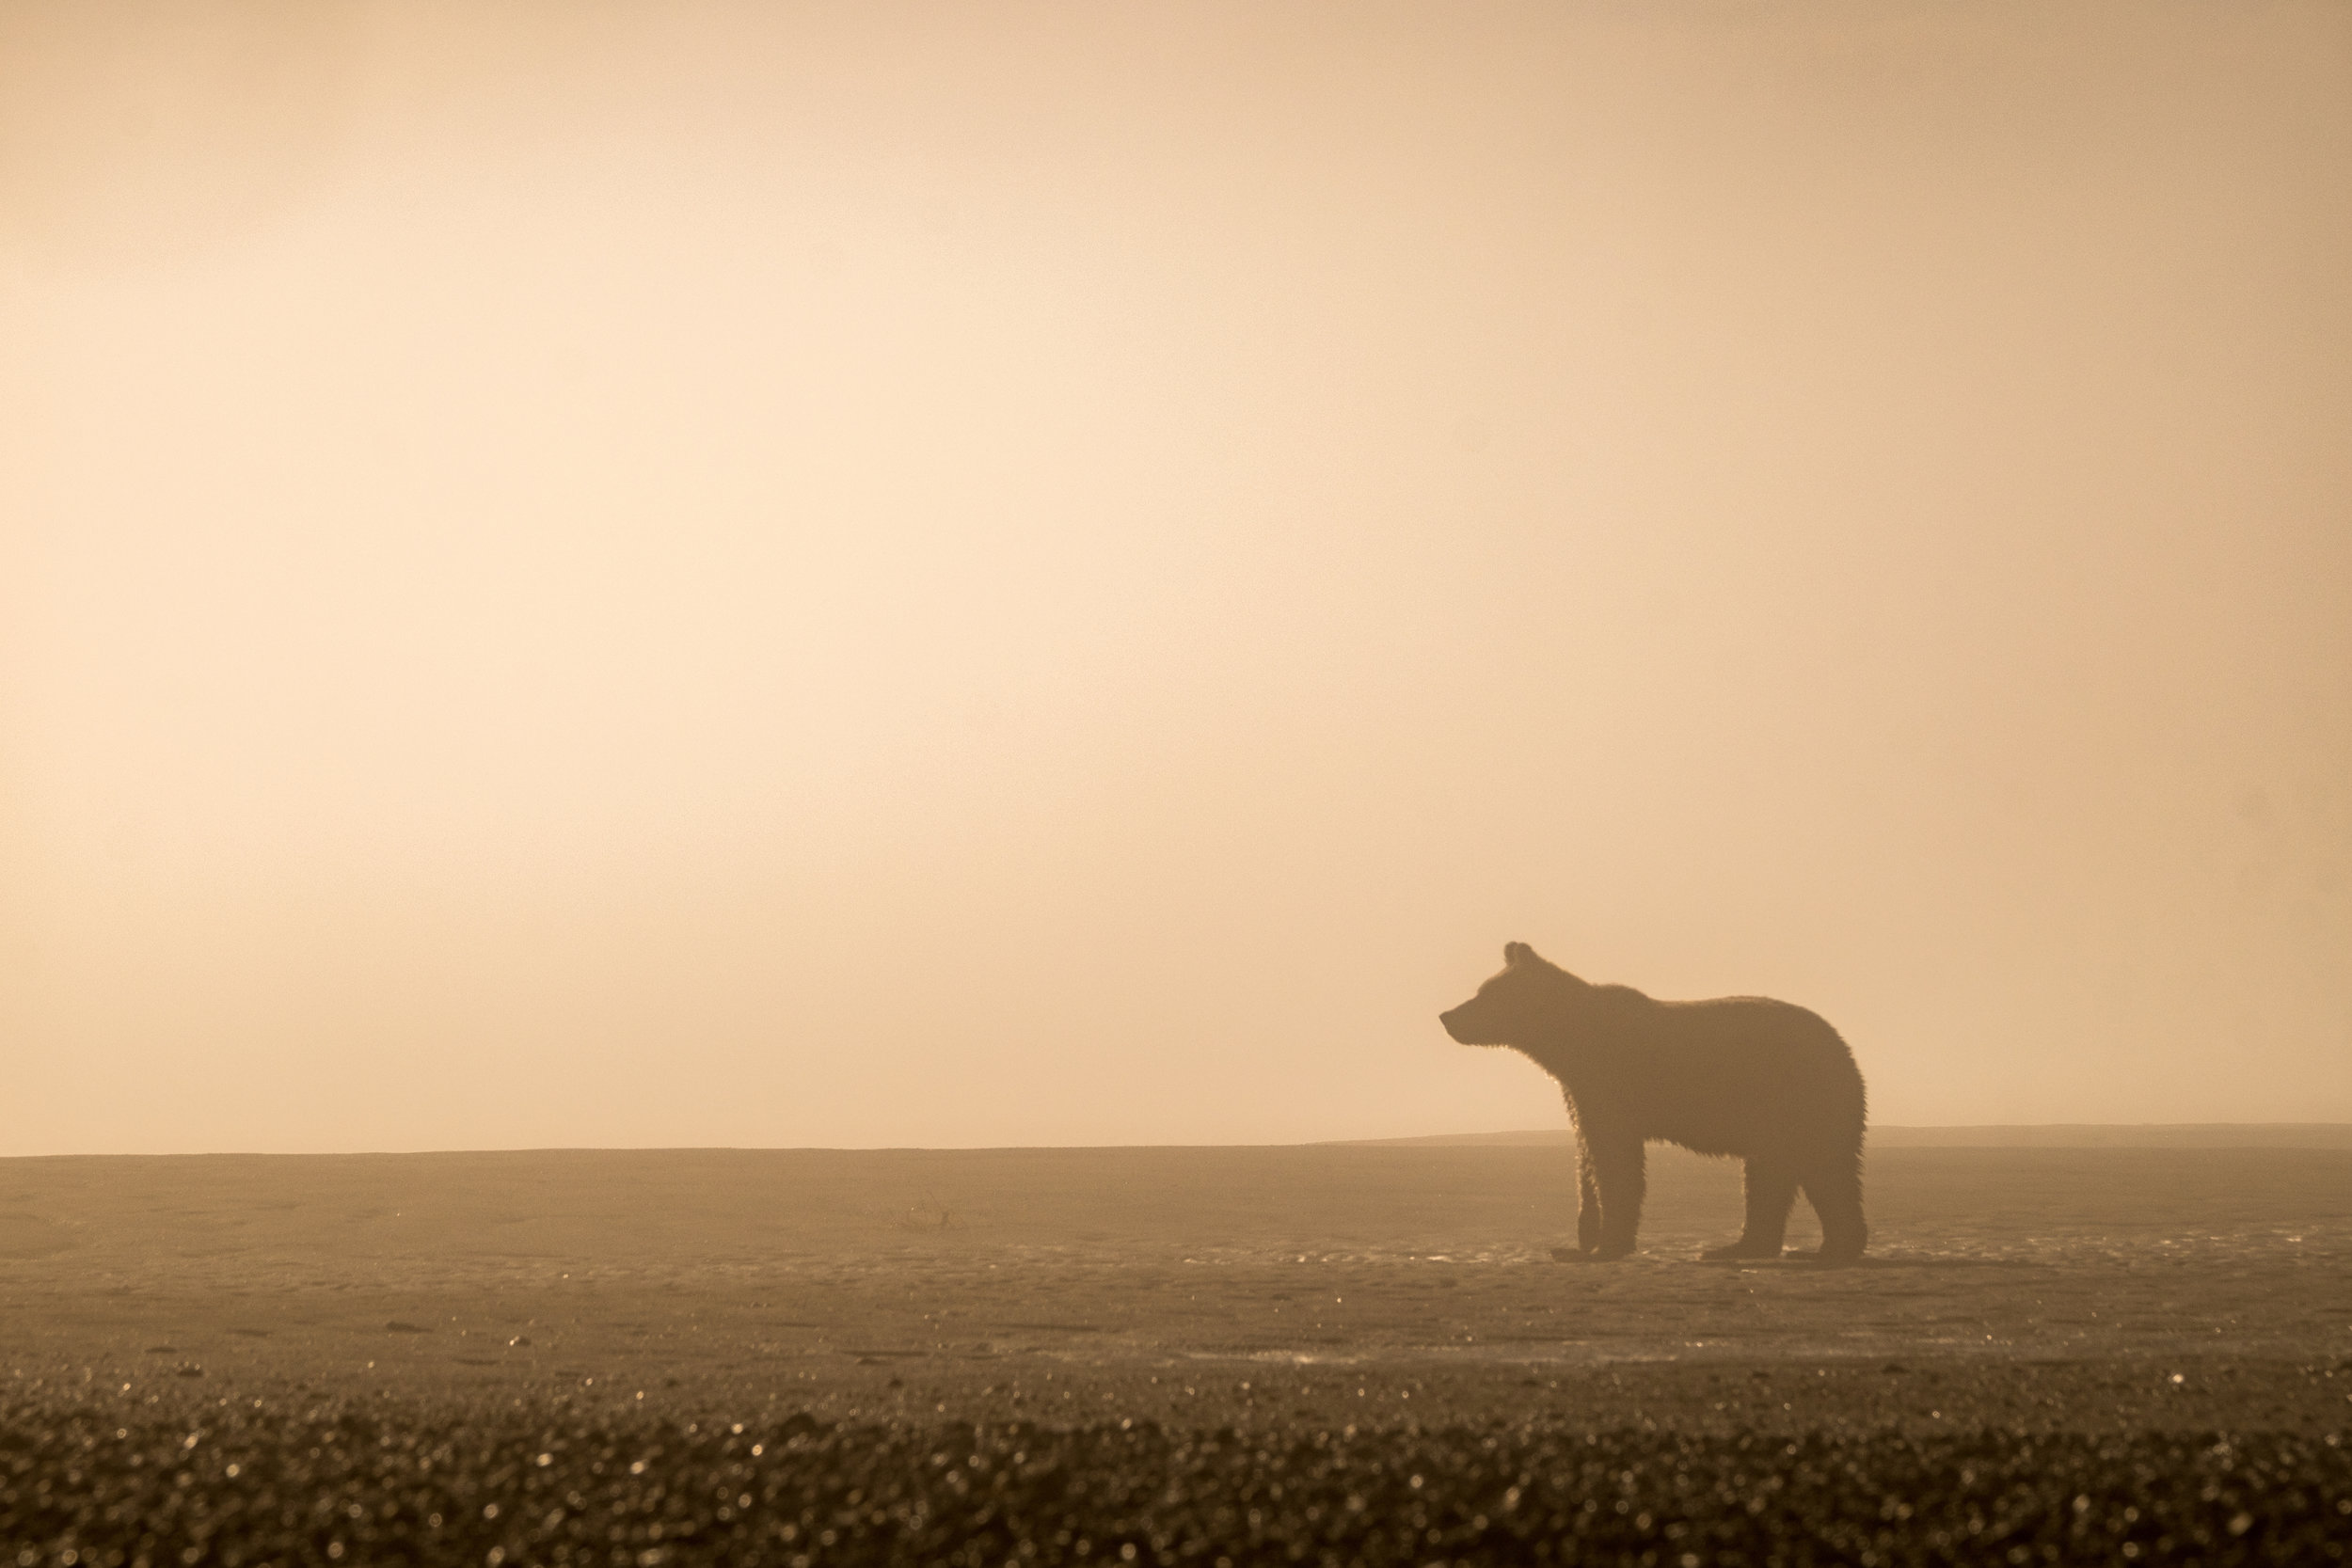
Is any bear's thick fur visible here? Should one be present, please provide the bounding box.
[1440,942,1867,1262]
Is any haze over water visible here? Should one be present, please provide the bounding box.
[3,1,2347,1155]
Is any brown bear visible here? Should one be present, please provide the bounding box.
[1440,942,1867,1262]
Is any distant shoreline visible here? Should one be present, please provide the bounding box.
[4,1124,2350,1163]
[1350,1124,2352,1149]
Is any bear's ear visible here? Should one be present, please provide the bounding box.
[1503,941,1535,967]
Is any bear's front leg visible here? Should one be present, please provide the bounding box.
[1576,1148,1602,1253]
[1584,1128,1645,1259]
[1549,1140,1608,1262]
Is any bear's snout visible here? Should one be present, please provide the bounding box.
[1438,1005,1478,1044]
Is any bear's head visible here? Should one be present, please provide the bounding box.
[1438,942,1584,1047]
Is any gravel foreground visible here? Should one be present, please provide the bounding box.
[5,1397,2347,1568]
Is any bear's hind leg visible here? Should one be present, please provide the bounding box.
[1798,1163,1867,1263]
[1703,1159,1798,1260]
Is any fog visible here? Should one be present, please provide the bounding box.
[3,1,2346,1154]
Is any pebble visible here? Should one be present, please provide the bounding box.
[1,1390,2344,1565]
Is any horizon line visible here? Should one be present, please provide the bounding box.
[5,1120,2349,1162]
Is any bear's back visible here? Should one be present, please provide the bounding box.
[1559,990,1864,1161]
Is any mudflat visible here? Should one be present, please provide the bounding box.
[4,1139,2348,1563]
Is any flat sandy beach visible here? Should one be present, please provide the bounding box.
[6,1133,2347,1425]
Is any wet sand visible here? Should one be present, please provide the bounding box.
[6,1141,2349,1386]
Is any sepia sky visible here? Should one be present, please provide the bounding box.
[3,1,2348,1155]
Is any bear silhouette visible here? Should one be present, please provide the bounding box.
[1440,942,1867,1262]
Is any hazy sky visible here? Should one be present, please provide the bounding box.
[4,2,2347,1155]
